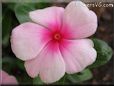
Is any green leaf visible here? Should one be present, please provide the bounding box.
[2,5,19,47]
[14,2,52,24]
[2,57,24,71]
[54,74,69,85]
[2,8,12,46]
[7,3,16,11]
[33,77,43,85]
[14,3,36,23]
[35,2,52,9]
[89,38,113,68]
[67,69,93,83]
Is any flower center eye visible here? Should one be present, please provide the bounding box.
[53,33,61,41]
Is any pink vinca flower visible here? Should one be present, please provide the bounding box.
[11,1,97,83]
[0,70,18,85]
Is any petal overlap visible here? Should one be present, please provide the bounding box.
[25,41,65,83]
[11,22,50,60]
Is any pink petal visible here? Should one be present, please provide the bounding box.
[11,22,50,61]
[0,70,18,85]
[24,53,43,78]
[60,39,97,74]
[29,7,64,30]
[25,41,65,83]
[62,1,97,39]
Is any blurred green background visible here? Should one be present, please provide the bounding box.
[2,1,114,85]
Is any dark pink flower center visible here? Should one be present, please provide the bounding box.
[54,33,61,40]
[52,31,63,42]
[41,24,71,53]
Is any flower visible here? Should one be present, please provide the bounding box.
[11,1,97,83]
[0,70,18,85]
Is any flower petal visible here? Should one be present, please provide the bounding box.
[24,54,43,78]
[60,39,97,74]
[0,70,18,85]
[29,7,64,30]
[25,41,65,83]
[11,22,50,61]
[63,1,97,39]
